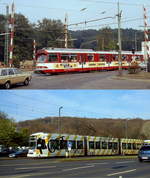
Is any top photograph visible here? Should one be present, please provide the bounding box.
[0,0,150,89]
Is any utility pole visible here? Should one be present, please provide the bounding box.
[117,1,122,76]
[9,1,15,67]
[64,13,68,48]
[4,5,9,66]
[134,32,137,51]
[33,39,36,68]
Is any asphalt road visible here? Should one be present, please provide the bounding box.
[0,158,150,177]
[11,70,150,89]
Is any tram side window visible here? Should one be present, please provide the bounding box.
[89,141,95,149]
[108,142,112,149]
[61,54,69,62]
[48,54,58,62]
[37,55,47,63]
[96,141,101,149]
[99,54,105,62]
[87,54,94,62]
[77,141,83,149]
[68,140,76,149]
[122,143,126,149]
[133,143,136,150]
[37,138,47,149]
[60,140,67,149]
[122,55,126,61]
[69,54,78,62]
[102,142,107,149]
[113,142,118,150]
[127,143,132,149]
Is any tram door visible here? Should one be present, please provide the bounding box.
[79,54,86,71]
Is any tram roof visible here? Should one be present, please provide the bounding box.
[40,48,142,55]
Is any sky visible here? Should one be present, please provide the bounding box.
[1,0,150,30]
[0,90,150,122]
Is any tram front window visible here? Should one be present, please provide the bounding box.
[29,141,37,149]
[37,55,47,63]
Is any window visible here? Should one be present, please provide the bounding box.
[37,55,47,63]
[113,142,118,150]
[14,68,21,74]
[122,143,126,149]
[1,69,7,76]
[68,140,76,149]
[127,143,132,149]
[77,141,83,149]
[69,54,77,62]
[60,140,67,149]
[99,54,105,62]
[102,142,107,149]
[61,54,69,62]
[89,141,95,149]
[8,69,14,75]
[48,54,58,62]
[37,138,47,149]
[29,141,36,149]
[87,54,94,62]
[133,143,136,150]
[108,142,112,149]
[96,142,101,149]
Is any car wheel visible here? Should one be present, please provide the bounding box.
[139,158,143,162]
[4,82,11,89]
[24,78,29,86]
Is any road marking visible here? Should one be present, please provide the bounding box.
[107,169,136,176]
[15,166,56,170]
[63,165,94,172]
[87,162,108,165]
[115,161,135,164]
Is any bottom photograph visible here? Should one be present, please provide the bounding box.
[0,90,150,177]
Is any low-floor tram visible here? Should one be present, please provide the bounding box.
[35,48,144,74]
[27,132,144,158]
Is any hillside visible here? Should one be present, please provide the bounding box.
[18,116,150,139]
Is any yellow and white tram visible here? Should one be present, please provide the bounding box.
[27,132,144,158]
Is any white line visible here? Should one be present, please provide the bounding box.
[87,162,108,165]
[15,166,56,170]
[63,165,94,172]
[107,169,136,176]
[115,161,135,164]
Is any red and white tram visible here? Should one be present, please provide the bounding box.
[35,48,144,74]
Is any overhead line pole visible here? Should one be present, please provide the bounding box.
[117,1,122,76]
[4,5,9,66]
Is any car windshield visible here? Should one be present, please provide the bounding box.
[140,146,150,151]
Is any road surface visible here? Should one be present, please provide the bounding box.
[11,70,150,89]
[0,157,150,177]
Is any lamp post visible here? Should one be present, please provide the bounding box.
[125,119,128,139]
[58,106,63,133]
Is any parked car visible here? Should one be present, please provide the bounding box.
[138,145,150,162]
[0,148,16,157]
[0,68,32,89]
[9,149,28,158]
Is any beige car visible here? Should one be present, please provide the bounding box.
[0,68,32,89]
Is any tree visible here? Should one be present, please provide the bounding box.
[0,112,16,147]
[36,18,64,48]
[0,111,30,147]
[13,13,34,63]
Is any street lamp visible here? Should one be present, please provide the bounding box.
[125,119,129,139]
[58,106,63,133]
